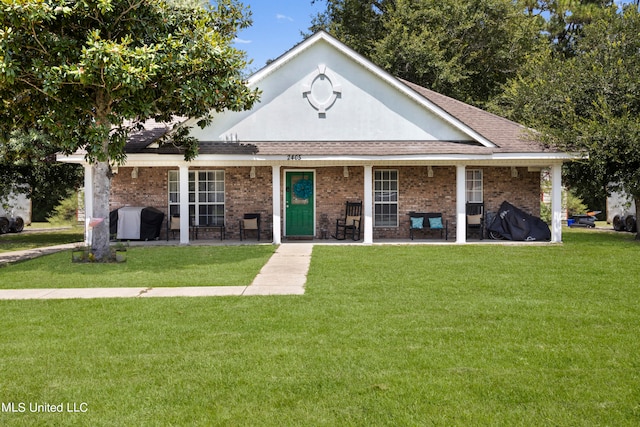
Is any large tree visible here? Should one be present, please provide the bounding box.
[492,5,640,237]
[0,0,259,259]
[373,0,544,106]
[522,0,616,57]
[310,0,544,107]
[309,0,393,59]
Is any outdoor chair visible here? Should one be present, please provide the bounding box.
[466,202,485,239]
[167,215,180,240]
[239,213,261,241]
[334,201,362,240]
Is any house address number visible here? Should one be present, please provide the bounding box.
[287,154,302,160]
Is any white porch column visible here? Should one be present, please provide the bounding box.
[179,164,190,244]
[551,163,563,243]
[83,164,93,245]
[363,165,373,244]
[272,165,282,244]
[456,165,467,243]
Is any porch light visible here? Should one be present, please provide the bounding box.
[511,167,518,178]
[131,167,138,179]
[250,166,256,179]
[343,166,349,178]
[427,166,434,178]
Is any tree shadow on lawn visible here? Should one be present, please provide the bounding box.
[0,245,276,289]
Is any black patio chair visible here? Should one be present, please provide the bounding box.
[334,201,362,240]
[240,213,261,241]
[466,202,485,239]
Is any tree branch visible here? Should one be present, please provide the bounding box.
[17,78,62,103]
[30,21,48,55]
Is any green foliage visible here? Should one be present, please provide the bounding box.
[540,185,588,223]
[374,0,545,106]
[311,0,545,106]
[309,0,391,59]
[0,0,259,163]
[0,130,83,220]
[523,0,617,56]
[0,0,260,258]
[47,192,80,225]
[493,5,640,233]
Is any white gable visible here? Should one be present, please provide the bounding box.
[188,33,476,144]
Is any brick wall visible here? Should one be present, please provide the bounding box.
[482,167,541,215]
[109,165,541,241]
[374,166,457,239]
[314,166,364,238]
[109,166,170,212]
[225,167,273,240]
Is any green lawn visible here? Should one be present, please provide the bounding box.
[0,245,276,288]
[1,229,639,426]
[0,225,84,253]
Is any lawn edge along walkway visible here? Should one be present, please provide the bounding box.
[0,243,311,299]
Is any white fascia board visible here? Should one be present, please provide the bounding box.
[104,151,580,167]
[138,150,578,167]
[247,32,328,86]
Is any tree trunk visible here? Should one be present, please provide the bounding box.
[91,90,113,260]
[635,195,640,241]
[91,160,112,259]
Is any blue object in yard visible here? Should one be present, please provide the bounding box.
[567,219,575,227]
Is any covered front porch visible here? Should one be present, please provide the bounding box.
[82,159,565,246]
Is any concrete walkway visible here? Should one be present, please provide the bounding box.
[0,243,312,300]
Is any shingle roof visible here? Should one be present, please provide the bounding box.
[201,140,490,156]
[398,79,549,153]
[124,118,185,153]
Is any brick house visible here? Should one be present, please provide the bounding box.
[59,31,574,244]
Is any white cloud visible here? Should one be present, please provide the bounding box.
[276,13,294,22]
[234,38,252,44]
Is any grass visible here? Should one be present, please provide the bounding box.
[0,229,639,426]
[0,245,276,288]
[0,224,84,253]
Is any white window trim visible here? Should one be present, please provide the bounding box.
[374,169,399,227]
[466,169,483,203]
[168,170,225,226]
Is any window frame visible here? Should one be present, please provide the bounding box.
[168,170,225,226]
[373,169,399,227]
[466,169,483,203]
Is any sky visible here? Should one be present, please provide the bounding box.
[233,0,635,74]
[233,1,324,73]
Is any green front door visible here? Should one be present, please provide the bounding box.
[286,171,314,236]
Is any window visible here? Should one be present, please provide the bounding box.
[374,169,398,227]
[168,170,225,226]
[466,169,483,202]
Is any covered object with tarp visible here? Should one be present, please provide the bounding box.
[488,201,551,241]
[109,207,164,240]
